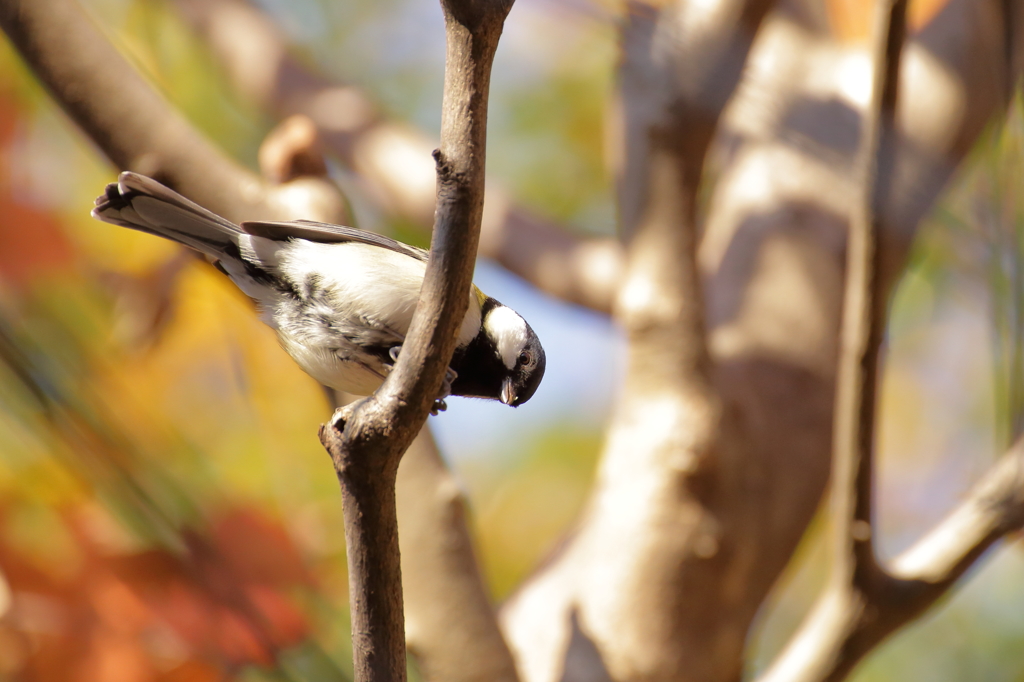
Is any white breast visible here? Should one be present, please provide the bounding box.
[239,237,484,394]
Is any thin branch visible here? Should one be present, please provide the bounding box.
[0,0,342,224]
[829,0,908,591]
[891,436,1024,584]
[169,0,621,313]
[317,1,513,680]
[756,1,916,680]
[759,435,1024,682]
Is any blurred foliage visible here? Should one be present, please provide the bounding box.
[464,427,602,600]
[1,0,1024,680]
[0,11,354,677]
[924,89,1024,452]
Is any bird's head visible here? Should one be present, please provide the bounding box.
[480,303,546,407]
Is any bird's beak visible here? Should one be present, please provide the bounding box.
[500,378,517,406]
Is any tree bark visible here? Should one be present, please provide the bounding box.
[502,0,1024,679]
[316,1,513,679]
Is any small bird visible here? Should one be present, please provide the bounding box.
[92,172,545,411]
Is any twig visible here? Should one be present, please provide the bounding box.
[756,1,913,680]
[317,1,513,680]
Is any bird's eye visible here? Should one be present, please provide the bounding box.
[518,351,531,366]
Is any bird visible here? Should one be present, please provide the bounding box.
[91,172,545,412]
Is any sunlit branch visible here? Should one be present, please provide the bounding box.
[317,1,514,679]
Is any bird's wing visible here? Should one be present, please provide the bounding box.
[241,220,429,262]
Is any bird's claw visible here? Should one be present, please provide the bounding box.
[387,345,457,417]
[431,367,457,416]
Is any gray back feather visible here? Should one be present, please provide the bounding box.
[242,220,429,262]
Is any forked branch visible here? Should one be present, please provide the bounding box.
[755,2,908,681]
[317,1,513,680]
[751,0,1024,679]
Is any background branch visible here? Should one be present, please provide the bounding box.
[759,435,1024,682]
[757,1,1024,680]
[170,0,621,313]
[317,1,513,680]
[757,0,911,678]
[397,430,520,682]
[0,0,344,224]
[503,0,1024,678]
[502,0,780,678]
[830,0,908,606]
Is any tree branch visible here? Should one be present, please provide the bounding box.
[502,0,780,678]
[890,436,1024,585]
[0,0,343,224]
[169,0,621,313]
[317,1,513,680]
[753,1,964,680]
[759,435,1024,682]
[829,0,908,599]
[504,0,1024,677]
[397,430,520,682]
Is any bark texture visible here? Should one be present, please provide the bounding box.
[316,1,513,680]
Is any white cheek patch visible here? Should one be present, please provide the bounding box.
[484,306,529,369]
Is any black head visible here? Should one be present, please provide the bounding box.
[502,322,545,407]
[448,300,546,407]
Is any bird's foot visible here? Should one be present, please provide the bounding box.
[386,346,457,417]
[430,367,457,416]
[441,366,457,396]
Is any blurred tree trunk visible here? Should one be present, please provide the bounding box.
[500,0,1024,680]
[4,0,1024,680]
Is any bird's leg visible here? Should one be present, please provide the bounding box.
[389,345,457,416]
[431,367,458,416]
[440,366,457,399]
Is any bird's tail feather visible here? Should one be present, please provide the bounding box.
[92,172,242,259]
